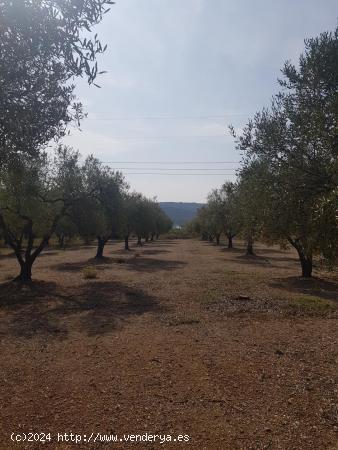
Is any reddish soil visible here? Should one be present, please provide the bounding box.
[0,238,337,449]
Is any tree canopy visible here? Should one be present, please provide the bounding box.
[231,25,338,276]
[0,0,113,164]
[71,156,127,258]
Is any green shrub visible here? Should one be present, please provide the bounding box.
[82,266,98,279]
[288,295,336,315]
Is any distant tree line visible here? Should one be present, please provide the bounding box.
[188,25,338,278]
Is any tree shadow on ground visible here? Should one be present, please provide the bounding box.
[218,246,244,254]
[257,247,293,256]
[221,252,299,271]
[270,276,338,302]
[135,239,179,246]
[114,248,171,256]
[50,257,116,272]
[235,254,272,266]
[50,255,185,273]
[137,249,171,256]
[51,244,96,251]
[0,280,164,338]
[121,257,186,273]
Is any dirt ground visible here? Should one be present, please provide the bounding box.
[0,238,337,450]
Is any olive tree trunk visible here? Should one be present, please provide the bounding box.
[58,233,65,249]
[12,237,49,283]
[95,236,109,259]
[288,237,313,278]
[227,234,233,249]
[0,216,59,283]
[16,259,33,282]
[298,252,313,277]
[246,235,254,255]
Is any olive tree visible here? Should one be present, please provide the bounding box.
[55,215,78,248]
[191,205,217,243]
[152,204,172,239]
[0,147,82,282]
[71,157,126,259]
[235,163,267,255]
[131,196,156,246]
[119,192,145,250]
[231,25,338,276]
[216,182,239,249]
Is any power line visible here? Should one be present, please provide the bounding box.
[95,135,229,140]
[86,113,252,121]
[110,167,237,171]
[121,172,237,176]
[103,161,240,164]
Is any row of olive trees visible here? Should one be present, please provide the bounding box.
[1,0,109,277]
[187,182,239,249]
[56,155,172,256]
[0,148,172,282]
[0,1,172,283]
[188,25,338,278]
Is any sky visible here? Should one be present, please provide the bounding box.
[64,0,337,202]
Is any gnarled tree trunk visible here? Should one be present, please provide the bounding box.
[15,259,33,283]
[246,235,254,255]
[124,235,130,251]
[96,236,109,259]
[58,233,65,249]
[12,234,50,283]
[298,251,313,277]
[227,234,233,249]
[288,237,313,278]
[136,236,142,246]
[0,205,65,283]
[216,233,220,245]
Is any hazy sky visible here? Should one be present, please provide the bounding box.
[64,0,337,202]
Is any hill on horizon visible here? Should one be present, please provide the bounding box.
[159,202,204,227]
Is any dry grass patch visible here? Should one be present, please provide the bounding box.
[82,266,98,279]
[196,289,224,304]
[287,295,337,316]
